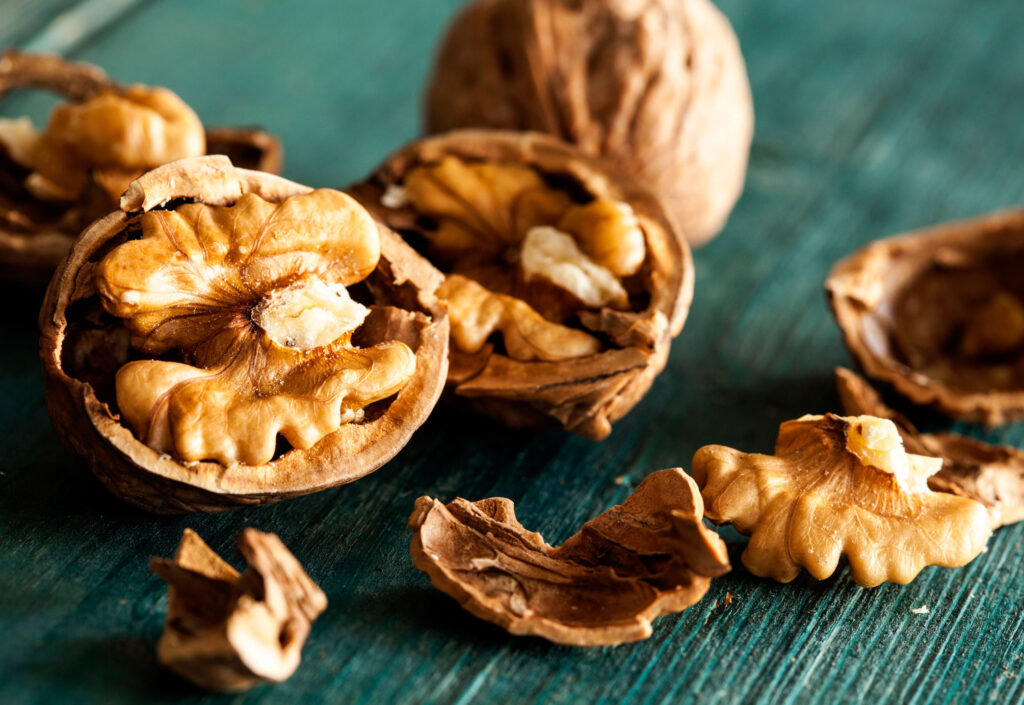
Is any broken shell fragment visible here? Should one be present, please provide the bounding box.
[408,467,729,646]
[692,413,992,587]
[826,209,1024,426]
[151,528,326,692]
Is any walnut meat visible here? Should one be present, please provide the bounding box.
[425,0,754,246]
[40,156,448,513]
[836,367,1024,528]
[409,468,729,646]
[351,130,693,440]
[0,50,281,283]
[151,528,327,691]
[826,209,1024,426]
[692,414,992,587]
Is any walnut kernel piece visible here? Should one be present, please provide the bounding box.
[836,367,1024,528]
[425,0,753,247]
[409,468,729,646]
[151,528,327,692]
[40,156,449,512]
[692,413,992,587]
[351,130,692,440]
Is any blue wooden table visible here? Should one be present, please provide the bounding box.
[1,1,1022,703]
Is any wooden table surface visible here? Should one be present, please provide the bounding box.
[1,0,1022,703]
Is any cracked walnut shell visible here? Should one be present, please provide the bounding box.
[692,413,992,587]
[826,209,1024,427]
[425,0,753,246]
[351,130,693,440]
[0,50,282,283]
[409,468,729,646]
[151,528,326,691]
[39,156,448,513]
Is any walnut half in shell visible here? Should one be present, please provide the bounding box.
[826,209,1024,426]
[40,156,448,513]
[351,130,693,440]
[0,50,282,283]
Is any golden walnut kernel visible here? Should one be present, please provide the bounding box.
[409,468,729,646]
[425,0,753,246]
[692,414,992,587]
[151,528,327,692]
[0,51,281,282]
[40,157,448,513]
[351,130,692,440]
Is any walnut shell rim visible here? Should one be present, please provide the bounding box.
[39,156,449,514]
[350,129,694,440]
[0,50,283,284]
[826,209,1024,427]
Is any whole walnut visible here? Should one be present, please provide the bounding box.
[425,0,754,246]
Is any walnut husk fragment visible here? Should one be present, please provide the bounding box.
[836,367,1024,528]
[351,129,693,440]
[692,413,992,587]
[151,528,327,691]
[0,50,282,283]
[424,0,753,246]
[826,209,1024,426]
[408,467,729,646]
[40,156,449,513]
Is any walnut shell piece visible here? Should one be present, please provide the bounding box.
[0,50,282,283]
[408,468,729,646]
[826,209,1024,427]
[40,156,449,513]
[150,528,327,691]
[692,414,992,587]
[351,130,693,440]
[424,0,753,247]
[836,367,1024,528]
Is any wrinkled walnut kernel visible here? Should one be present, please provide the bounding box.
[693,413,992,587]
[151,528,327,691]
[409,468,729,646]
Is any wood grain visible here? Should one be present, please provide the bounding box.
[0,0,1021,703]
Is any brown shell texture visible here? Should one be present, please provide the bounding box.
[39,155,449,513]
[425,0,754,246]
[0,50,282,283]
[151,528,327,691]
[826,209,1024,427]
[350,129,693,440]
[409,467,729,646]
[836,367,1024,528]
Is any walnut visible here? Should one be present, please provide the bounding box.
[837,367,1024,528]
[692,413,992,587]
[0,51,281,283]
[351,130,693,439]
[826,209,1024,426]
[150,528,326,691]
[424,0,753,247]
[408,467,729,646]
[40,156,449,513]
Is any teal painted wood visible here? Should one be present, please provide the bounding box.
[0,0,1022,703]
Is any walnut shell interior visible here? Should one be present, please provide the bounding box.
[351,129,693,440]
[827,209,1024,426]
[39,156,449,513]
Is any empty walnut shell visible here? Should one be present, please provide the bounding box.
[40,156,449,513]
[0,50,282,283]
[409,468,729,646]
[826,209,1024,427]
[424,0,754,246]
[350,129,693,440]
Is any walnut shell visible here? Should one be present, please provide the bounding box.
[0,50,282,283]
[40,156,449,513]
[826,209,1024,427]
[350,129,693,440]
[424,0,753,246]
